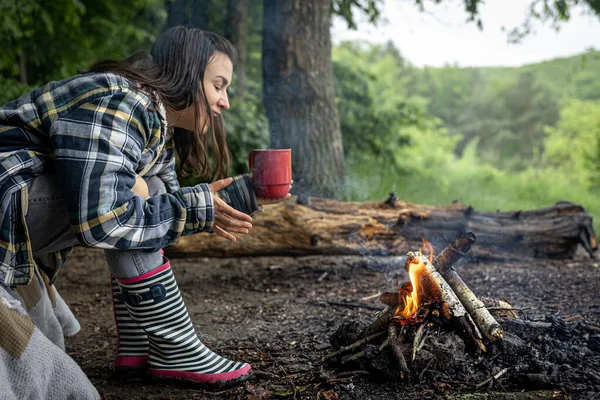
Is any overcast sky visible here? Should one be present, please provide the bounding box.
[331,0,600,67]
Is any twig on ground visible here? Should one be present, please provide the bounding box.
[475,367,509,389]
[341,351,366,364]
[417,332,428,352]
[327,377,355,384]
[322,331,386,363]
[582,323,600,334]
[280,366,297,399]
[361,292,382,301]
[387,323,409,378]
[418,359,434,381]
[252,369,280,378]
[334,370,370,378]
[326,301,384,311]
[413,322,428,360]
[231,315,250,332]
[486,306,533,312]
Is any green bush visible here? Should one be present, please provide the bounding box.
[0,77,33,106]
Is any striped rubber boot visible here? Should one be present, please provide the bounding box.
[111,275,149,370]
[115,259,251,385]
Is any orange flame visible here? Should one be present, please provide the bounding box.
[398,256,426,318]
[395,241,436,320]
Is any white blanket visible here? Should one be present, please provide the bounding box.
[0,268,100,400]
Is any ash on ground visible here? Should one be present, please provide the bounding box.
[328,315,600,396]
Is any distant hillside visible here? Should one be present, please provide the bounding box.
[469,50,600,101]
[404,49,600,171]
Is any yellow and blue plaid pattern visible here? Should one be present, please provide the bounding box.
[0,73,220,286]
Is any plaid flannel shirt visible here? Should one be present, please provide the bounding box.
[0,72,257,287]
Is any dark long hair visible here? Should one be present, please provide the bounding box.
[85,26,237,180]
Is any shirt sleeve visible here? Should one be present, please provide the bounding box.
[155,144,181,193]
[217,174,260,216]
[49,90,214,251]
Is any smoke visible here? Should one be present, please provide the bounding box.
[347,230,408,282]
[337,170,384,201]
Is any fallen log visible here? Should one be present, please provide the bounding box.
[165,196,597,260]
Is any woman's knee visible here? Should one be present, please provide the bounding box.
[104,248,164,279]
[26,174,78,255]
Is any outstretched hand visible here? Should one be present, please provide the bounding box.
[208,178,253,242]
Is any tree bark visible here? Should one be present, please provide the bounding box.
[225,0,248,98]
[166,198,598,261]
[262,0,345,198]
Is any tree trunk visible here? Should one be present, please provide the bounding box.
[225,0,248,98]
[166,0,210,29]
[166,198,598,261]
[262,0,345,198]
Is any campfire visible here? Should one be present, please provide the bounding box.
[323,232,516,380]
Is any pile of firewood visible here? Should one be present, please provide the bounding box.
[322,232,518,379]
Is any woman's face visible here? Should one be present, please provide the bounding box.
[175,51,233,132]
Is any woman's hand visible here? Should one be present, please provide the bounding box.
[132,175,149,199]
[208,178,253,242]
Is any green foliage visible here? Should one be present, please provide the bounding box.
[408,53,600,171]
[0,77,33,106]
[412,66,475,130]
[544,99,600,189]
[479,50,600,101]
[333,41,456,173]
[332,0,600,34]
[332,0,384,29]
[457,71,560,170]
[0,0,166,85]
[505,0,600,43]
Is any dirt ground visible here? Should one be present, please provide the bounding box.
[56,246,600,400]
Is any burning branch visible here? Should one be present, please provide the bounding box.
[433,233,503,341]
[403,252,487,355]
[359,307,394,339]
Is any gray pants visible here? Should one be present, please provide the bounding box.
[26,174,165,279]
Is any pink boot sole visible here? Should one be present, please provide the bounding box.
[150,364,252,385]
[115,356,148,369]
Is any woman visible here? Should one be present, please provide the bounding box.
[0,26,282,396]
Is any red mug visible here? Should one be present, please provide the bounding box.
[249,149,292,198]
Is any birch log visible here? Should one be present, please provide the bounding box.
[407,253,487,355]
[433,233,503,341]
